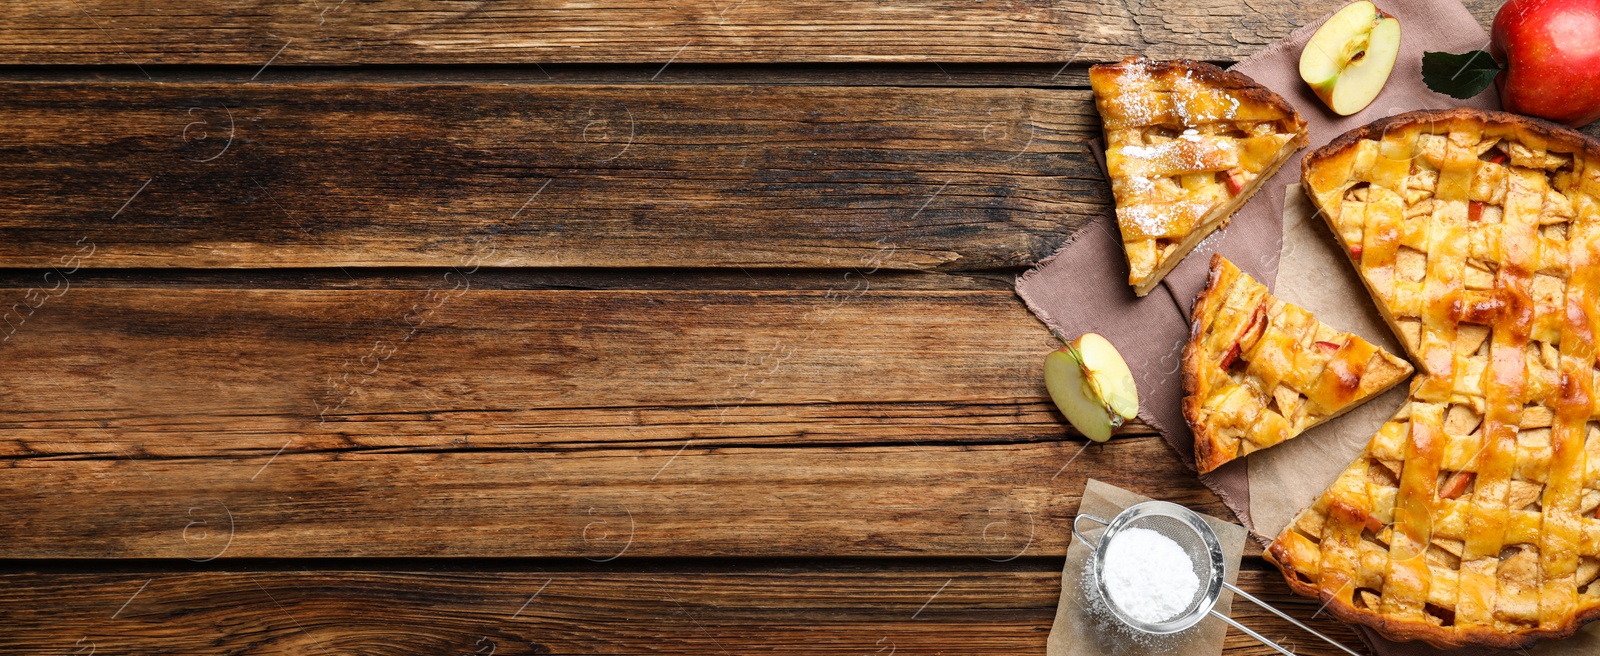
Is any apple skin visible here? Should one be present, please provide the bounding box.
[1491,0,1600,128]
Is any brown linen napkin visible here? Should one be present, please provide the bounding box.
[1016,0,1497,534]
[1049,479,1246,656]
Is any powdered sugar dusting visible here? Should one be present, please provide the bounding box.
[1120,175,1155,196]
[1117,204,1172,238]
[1079,558,1186,654]
[1119,144,1161,158]
[1110,59,1161,127]
[1101,528,1200,624]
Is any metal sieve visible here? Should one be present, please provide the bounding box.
[1072,501,1362,656]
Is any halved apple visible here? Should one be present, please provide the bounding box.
[1299,1,1402,116]
[1043,333,1139,442]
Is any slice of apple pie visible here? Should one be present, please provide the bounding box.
[1184,254,1412,474]
[1090,57,1309,296]
[1269,109,1600,649]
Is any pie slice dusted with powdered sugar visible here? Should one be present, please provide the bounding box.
[1089,57,1308,296]
[1267,109,1600,650]
[1184,255,1412,474]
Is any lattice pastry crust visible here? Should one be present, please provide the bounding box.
[1268,109,1600,649]
[1183,254,1412,474]
[1089,57,1308,296]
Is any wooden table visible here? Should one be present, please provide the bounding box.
[5,2,1576,654]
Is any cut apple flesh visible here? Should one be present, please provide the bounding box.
[1301,2,1382,84]
[1221,169,1247,195]
[1441,471,1475,499]
[1043,333,1139,443]
[1300,1,1402,116]
[1078,334,1138,422]
[1044,348,1114,442]
[1328,17,1400,115]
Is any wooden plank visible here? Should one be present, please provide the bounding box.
[0,288,1071,457]
[0,82,1098,270]
[0,565,1367,655]
[3,436,1216,559]
[0,267,1021,292]
[0,0,1498,65]
[0,62,1102,88]
[0,286,1221,558]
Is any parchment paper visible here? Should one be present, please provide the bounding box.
[1247,185,1411,542]
[1050,479,1246,656]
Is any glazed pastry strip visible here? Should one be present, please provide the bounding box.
[1488,162,1557,630]
[1383,401,1442,620]
[1541,187,1600,630]
[1320,458,1371,611]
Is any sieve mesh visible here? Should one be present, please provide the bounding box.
[1073,500,1364,656]
[1082,500,1226,635]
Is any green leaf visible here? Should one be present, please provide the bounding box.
[1421,50,1502,100]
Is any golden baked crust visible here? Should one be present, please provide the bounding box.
[1183,254,1412,474]
[1089,57,1309,296]
[1270,109,1600,650]
[1268,402,1600,650]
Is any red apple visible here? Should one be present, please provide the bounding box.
[1493,0,1600,127]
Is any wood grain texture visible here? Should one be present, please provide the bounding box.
[0,2,1445,650]
[0,82,1098,270]
[0,0,1498,65]
[0,62,1101,88]
[0,565,1367,655]
[0,286,1210,559]
[0,267,1023,292]
[3,438,1218,559]
[0,288,1076,457]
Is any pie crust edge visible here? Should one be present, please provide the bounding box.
[1183,252,1244,474]
[1267,516,1600,649]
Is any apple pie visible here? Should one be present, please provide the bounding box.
[1268,109,1600,649]
[1184,254,1412,474]
[1090,57,1309,296]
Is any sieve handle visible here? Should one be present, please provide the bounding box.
[1206,609,1299,656]
[1222,582,1364,656]
[1070,513,1110,549]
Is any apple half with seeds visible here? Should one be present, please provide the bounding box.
[1299,0,1402,116]
[1043,333,1139,442]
